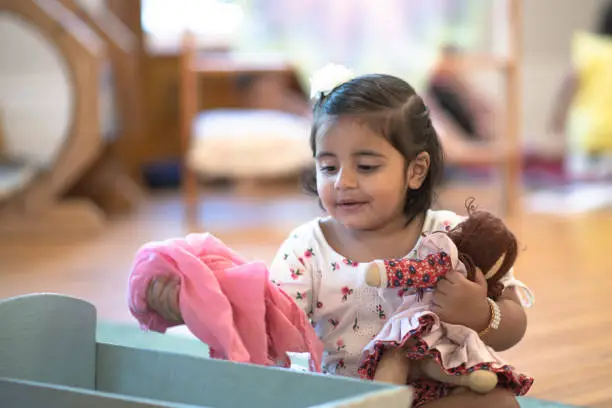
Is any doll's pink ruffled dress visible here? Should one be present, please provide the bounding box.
[357,232,533,404]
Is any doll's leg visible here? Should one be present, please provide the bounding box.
[418,358,498,394]
[373,347,413,385]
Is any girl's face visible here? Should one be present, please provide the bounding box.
[314,116,428,231]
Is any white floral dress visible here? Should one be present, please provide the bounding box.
[269,209,534,406]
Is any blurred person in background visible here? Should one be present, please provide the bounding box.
[549,0,612,180]
[424,45,505,175]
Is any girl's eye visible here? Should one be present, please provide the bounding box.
[320,165,337,174]
[358,165,380,172]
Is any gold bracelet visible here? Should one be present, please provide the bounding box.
[479,297,501,337]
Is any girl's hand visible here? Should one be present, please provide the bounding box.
[431,268,491,332]
[146,275,183,323]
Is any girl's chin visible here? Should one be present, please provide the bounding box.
[334,214,380,232]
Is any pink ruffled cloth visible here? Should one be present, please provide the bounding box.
[127,232,324,372]
[358,233,533,398]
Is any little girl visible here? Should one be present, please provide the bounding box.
[147,71,533,408]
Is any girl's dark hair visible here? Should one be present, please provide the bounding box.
[301,73,445,224]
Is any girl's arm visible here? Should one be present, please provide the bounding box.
[432,268,531,352]
[269,234,319,321]
[144,234,319,325]
[384,255,528,351]
[476,288,527,352]
[268,234,323,369]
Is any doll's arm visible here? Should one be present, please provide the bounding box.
[365,253,451,289]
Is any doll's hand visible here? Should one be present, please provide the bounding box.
[364,262,383,287]
[147,275,183,323]
[431,267,490,332]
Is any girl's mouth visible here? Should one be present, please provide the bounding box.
[337,201,367,211]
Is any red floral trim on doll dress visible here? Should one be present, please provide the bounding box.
[384,253,450,297]
[357,316,534,408]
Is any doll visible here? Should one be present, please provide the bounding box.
[357,200,533,397]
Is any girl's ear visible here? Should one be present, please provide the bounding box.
[406,151,430,189]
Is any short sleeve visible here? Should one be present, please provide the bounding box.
[499,269,535,308]
[423,209,466,234]
[426,210,535,308]
[269,233,318,318]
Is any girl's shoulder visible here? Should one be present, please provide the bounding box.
[283,217,321,241]
[422,209,466,234]
[279,216,333,254]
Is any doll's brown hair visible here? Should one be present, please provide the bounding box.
[446,198,518,300]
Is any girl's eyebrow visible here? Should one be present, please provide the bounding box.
[315,151,335,159]
[315,150,387,159]
[354,150,386,158]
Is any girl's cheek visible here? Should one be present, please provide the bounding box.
[318,184,335,205]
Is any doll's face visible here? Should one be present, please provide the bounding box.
[446,209,518,292]
[484,252,506,280]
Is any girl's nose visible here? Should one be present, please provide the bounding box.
[334,168,358,190]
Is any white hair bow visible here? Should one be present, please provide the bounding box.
[309,63,356,100]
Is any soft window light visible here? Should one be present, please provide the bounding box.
[141,0,244,51]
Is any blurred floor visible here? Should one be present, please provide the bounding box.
[1,183,611,407]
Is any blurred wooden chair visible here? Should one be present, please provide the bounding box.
[178,32,312,227]
[431,0,524,216]
[179,32,199,225]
